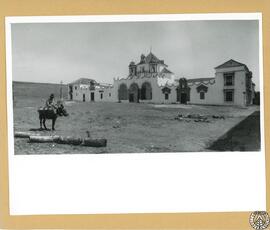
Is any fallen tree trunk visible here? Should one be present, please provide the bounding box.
[29,135,60,143]
[82,138,107,147]
[16,131,107,147]
[15,131,37,138]
[56,136,83,145]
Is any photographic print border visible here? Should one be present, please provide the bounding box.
[0,0,269,229]
[6,13,266,215]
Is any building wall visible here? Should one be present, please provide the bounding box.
[68,84,116,102]
[88,88,115,102]
[157,74,175,86]
[136,63,150,73]
[69,84,90,101]
[68,61,255,107]
[215,66,248,106]
[189,80,219,105]
[157,63,166,72]
[114,77,178,104]
[94,87,116,102]
[188,66,251,106]
[136,62,166,74]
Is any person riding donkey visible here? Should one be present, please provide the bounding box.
[44,94,57,112]
[38,93,68,130]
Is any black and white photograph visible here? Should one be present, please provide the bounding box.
[6,14,266,216]
[9,15,262,155]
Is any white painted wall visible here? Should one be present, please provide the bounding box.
[189,66,248,106]
[68,62,254,107]
[69,84,116,102]
[189,81,219,105]
[216,66,247,106]
[114,77,178,104]
[70,84,91,101]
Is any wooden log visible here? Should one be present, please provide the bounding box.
[56,136,83,145]
[15,131,37,138]
[82,138,107,147]
[23,133,106,148]
[29,135,60,143]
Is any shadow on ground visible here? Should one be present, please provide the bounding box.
[207,111,261,151]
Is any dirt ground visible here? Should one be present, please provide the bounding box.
[13,91,260,154]
[208,111,261,151]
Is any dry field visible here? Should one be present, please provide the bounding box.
[13,82,260,154]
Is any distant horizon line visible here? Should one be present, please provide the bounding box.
[12,79,117,85]
[13,80,68,85]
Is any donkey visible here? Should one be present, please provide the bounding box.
[38,103,69,131]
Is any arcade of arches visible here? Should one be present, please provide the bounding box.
[118,82,152,102]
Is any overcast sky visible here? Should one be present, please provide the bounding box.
[11,20,260,90]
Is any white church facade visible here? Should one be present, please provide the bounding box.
[68,52,255,107]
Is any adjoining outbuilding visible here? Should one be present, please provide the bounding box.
[187,59,255,106]
[68,78,114,102]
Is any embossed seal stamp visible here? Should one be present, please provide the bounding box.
[249,211,270,230]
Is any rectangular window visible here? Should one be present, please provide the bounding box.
[109,93,111,97]
[224,90,234,102]
[224,73,234,86]
[200,92,205,100]
[100,93,103,99]
[165,93,169,100]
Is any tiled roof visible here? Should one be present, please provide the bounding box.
[160,67,173,74]
[187,77,215,83]
[215,59,249,71]
[69,78,97,85]
[137,52,166,65]
[146,52,162,63]
[97,83,113,88]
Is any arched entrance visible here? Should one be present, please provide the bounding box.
[118,83,128,100]
[141,82,152,100]
[129,83,140,103]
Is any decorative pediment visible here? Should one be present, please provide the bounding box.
[162,87,171,94]
[196,84,208,93]
[215,59,248,70]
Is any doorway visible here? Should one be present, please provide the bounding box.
[83,94,85,102]
[129,94,134,102]
[180,93,187,104]
[91,92,95,101]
